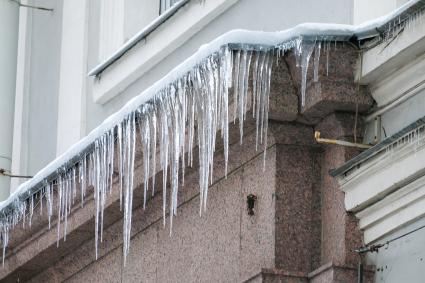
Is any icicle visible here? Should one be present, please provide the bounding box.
[295,38,315,107]
[108,128,115,193]
[220,46,231,177]
[238,50,252,144]
[29,195,34,228]
[22,200,26,229]
[160,97,170,227]
[64,172,69,241]
[139,107,151,209]
[40,188,44,216]
[118,123,124,211]
[72,167,77,205]
[255,52,266,151]
[187,79,195,169]
[47,182,52,229]
[80,155,87,208]
[151,111,157,196]
[233,50,241,124]
[177,80,185,188]
[122,113,136,265]
[326,41,330,76]
[252,52,259,120]
[169,88,180,233]
[313,41,321,83]
[262,51,273,169]
[1,224,8,267]
[57,174,63,247]
[259,53,270,146]
[94,140,101,259]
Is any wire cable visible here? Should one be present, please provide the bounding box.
[9,0,53,12]
[355,223,425,254]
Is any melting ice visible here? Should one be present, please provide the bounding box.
[0,38,332,266]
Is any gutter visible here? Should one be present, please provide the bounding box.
[87,0,190,77]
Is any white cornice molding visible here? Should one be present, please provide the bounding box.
[340,126,425,243]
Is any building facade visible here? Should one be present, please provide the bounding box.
[0,0,423,282]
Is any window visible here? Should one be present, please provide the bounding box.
[160,0,180,14]
[99,0,125,61]
[99,0,178,61]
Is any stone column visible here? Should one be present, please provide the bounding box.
[274,142,322,273]
[314,113,370,281]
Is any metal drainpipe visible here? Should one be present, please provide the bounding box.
[0,0,19,200]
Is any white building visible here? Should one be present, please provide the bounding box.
[0,0,424,282]
[4,0,402,194]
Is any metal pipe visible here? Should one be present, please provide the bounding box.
[0,168,32,179]
[87,0,190,77]
[314,131,372,149]
[357,261,363,283]
[10,0,53,11]
[0,0,19,200]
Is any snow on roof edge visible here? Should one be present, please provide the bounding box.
[1,0,421,212]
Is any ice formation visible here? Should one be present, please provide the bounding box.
[0,0,424,267]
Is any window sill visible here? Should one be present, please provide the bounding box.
[91,0,238,104]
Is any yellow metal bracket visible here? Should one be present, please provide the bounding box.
[314,131,372,149]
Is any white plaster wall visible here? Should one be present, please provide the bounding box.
[26,0,63,174]
[10,0,63,193]
[353,0,397,25]
[85,0,354,132]
[353,0,410,25]
[124,0,159,42]
[56,0,87,155]
[0,0,19,200]
[366,217,425,283]
[364,89,425,144]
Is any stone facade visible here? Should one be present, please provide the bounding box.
[0,45,375,282]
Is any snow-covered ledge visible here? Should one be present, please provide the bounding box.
[359,7,425,107]
[335,120,425,244]
[92,0,238,104]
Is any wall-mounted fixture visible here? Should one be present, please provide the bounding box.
[10,0,53,11]
[247,194,257,216]
[314,131,372,149]
[0,168,32,179]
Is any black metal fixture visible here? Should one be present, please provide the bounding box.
[247,194,257,216]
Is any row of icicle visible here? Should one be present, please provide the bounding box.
[0,38,359,266]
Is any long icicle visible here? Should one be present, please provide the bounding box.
[0,45,282,268]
